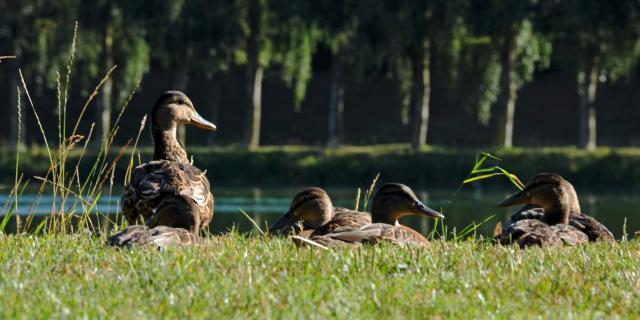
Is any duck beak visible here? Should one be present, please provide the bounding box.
[497,191,529,207]
[269,210,298,233]
[190,112,217,131]
[414,201,444,219]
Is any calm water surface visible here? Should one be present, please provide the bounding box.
[1,187,638,239]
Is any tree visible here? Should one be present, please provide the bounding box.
[549,0,640,150]
[467,1,551,147]
[311,0,360,148]
[382,1,466,150]
[240,0,318,150]
[242,0,265,150]
[145,0,243,145]
[451,31,502,128]
[0,0,74,148]
[78,0,150,145]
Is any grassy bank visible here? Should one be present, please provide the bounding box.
[3,145,640,190]
[0,234,638,318]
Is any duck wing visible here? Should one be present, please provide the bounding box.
[121,160,214,230]
[309,223,428,248]
[502,219,588,248]
[551,224,589,245]
[502,219,560,247]
[274,207,371,237]
[498,205,544,244]
[107,225,199,248]
[505,205,546,225]
[568,212,615,242]
[311,207,372,236]
[504,205,613,243]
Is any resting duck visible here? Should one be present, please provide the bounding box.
[495,173,614,248]
[269,187,372,237]
[109,91,216,247]
[108,225,199,248]
[275,183,444,247]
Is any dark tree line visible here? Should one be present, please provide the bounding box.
[2,0,640,150]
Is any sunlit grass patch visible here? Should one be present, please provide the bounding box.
[0,234,638,318]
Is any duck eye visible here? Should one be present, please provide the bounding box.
[176,99,185,105]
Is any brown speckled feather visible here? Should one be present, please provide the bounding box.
[309,223,428,248]
[272,207,371,237]
[568,212,614,242]
[121,159,213,232]
[502,205,614,245]
[107,225,199,248]
[310,207,372,236]
[501,218,588,248]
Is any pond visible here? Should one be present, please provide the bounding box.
[1,187,638,239]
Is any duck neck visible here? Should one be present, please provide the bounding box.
[567,185,581,213]
[543,186,578,225]
[371,204,398,225]
[542,202,571,225]
[152,125,189,163]
[308,208,333,229]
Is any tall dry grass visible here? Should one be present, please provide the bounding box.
[4,22,144,236]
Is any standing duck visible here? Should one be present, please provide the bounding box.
[273,183,444,247]
[109,91,216,247]
[269,187,372,237]
[495,173,614,248]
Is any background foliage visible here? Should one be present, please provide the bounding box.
[2,0,640,149]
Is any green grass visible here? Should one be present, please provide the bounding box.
[0,234,638,318]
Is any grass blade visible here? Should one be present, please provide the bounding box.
[463,173,507,184]
[239,208,265,236]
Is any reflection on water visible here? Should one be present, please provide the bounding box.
[1,187,638,239]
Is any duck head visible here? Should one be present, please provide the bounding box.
[151,91,216,162]
[269,187,334,233]
[497,173,579,225]
[371,183,444,225]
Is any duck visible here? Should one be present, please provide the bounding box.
[268,187,372,237]
[107,225,199,248]
[109,91,216,247]
[495,172,614,248]
[274,183,444,248]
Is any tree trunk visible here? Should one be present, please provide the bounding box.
[578,53,598,150]
[495,27,518,148]
[244,0,264,151]
[8,59,25,150]
[410,40,431,150]
[206,78,222,146]
[327,55,345,148]
[96,18,113,146]
[173,46,193,147]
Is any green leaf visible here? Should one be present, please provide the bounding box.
[463,172,507,184]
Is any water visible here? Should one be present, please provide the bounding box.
[1,187,638,239]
